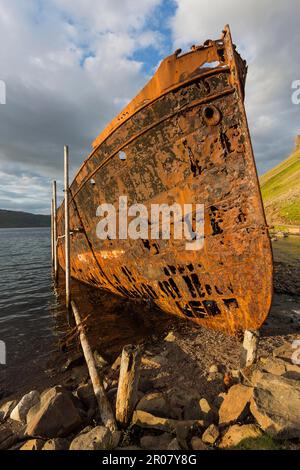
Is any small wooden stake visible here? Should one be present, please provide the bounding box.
[116,344,142,427]
[64,145,70,309]
[71,301,118,438]
[240,329,259,368]
[52,180,58,282]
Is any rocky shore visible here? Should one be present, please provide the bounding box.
[1,238,299,452]
[1,330,300,451]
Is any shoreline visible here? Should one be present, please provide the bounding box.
[1,317,300,450]
[1,240,300,450]
[1,285,300,450]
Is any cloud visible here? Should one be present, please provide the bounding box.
[0,165,57,214]
[0,0,163,212]
[0,0,299,213]
[170,0,300,173]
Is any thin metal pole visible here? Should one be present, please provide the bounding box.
[64,145,70,310]
[51,197,54,268]
[52,180,58,282]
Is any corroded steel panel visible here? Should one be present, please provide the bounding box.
[57,26,273,335]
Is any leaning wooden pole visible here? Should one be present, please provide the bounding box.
[50,197,54,268]
[116,344,142,427]
[52,180,58,282]
[71,300,118,438]
[64,145,70,309]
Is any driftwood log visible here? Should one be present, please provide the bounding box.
[116,344,142,426]
[71,301,118,437]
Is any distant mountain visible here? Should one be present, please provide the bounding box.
[260,136,300,231]
[0,209,50,228]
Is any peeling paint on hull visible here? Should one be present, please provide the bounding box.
[57,25,273,336]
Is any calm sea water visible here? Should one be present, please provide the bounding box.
[0,227,170,394]
[0,227,299,395]
[0,228,61,395]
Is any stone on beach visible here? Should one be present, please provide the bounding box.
[259,356,300,380]
[93,350,108,369]
[42,438,69,450]
[26,386,82,438]
[218,384,252,425]
[219,424,262,448]
[199,398,211,414]
[208,364,219,374]
[132,409,204,434]
[213,392,226,409]
[10,390,40,423]
[0,422,23,450]
[167,438,181,450]
[250,372,300,438]
[0,400,17,422]
[141,355,165,369]
[202,424,219,445]
[273,342,297,363]
[62,353,84,371]
[75,383,96,409]
[69,426,113,450]
[20,439,44,450]
[164,331,176,342]
[140,432,173,450]
[190,436,210,450]
[183,397,214,422]
[136,392,169,417]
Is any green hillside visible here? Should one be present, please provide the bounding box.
[0,209,50,228]
[260,136,300,230]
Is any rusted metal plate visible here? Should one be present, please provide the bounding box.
[57,25,273,336]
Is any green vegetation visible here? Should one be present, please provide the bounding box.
[279,201,300,224]
[232,434,281,450]
[260,137,300,228]
[0,209,50,228]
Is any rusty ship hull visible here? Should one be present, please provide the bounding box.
[57,26,273,335]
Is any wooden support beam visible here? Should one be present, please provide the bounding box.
[116,344,142,427]
[52,180,58,282]
[50,197,54,268]
[71,300,118,439]
[64,145,70,309]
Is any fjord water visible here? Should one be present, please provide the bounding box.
[0,227,170,395]
[0,227,300,395]
[0,228,60,394]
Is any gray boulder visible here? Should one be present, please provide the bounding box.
[250,372,300,438]
[0,400,17,422]
[140,433,173,450]
[70,426,113,450]
[26,386,82,438]
[136,392,169,417]
[10,391,40,423]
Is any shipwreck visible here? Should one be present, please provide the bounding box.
[56,25,273,335]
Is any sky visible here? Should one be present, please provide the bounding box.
[0,0,299,214]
